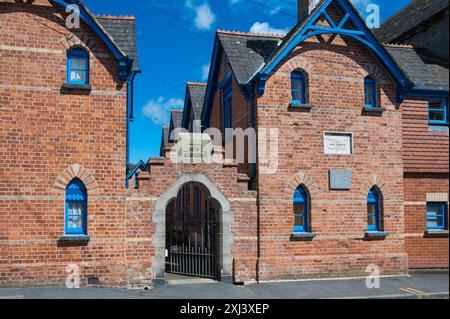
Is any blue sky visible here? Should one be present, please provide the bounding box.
[83,0,412,163]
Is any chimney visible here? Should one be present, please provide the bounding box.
[298,0,320,22]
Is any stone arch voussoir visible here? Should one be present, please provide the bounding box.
[285,58,313,75]
[152,173,233,285]
[286,172,318,199]
[52,164,99,194]
[366,174,390,199]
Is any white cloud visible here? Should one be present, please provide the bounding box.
[249,22,289,35]
[201,63,210,81]
[142,97,184,125]
[194,3,216,30]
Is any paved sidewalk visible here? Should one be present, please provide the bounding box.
[0,273,448,299]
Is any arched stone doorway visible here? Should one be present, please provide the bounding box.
[165,183,221,279]
[152,173,233,285]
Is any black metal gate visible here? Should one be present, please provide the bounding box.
[167,242,216,278]
[166,221,217,278]
[166,183,220,279]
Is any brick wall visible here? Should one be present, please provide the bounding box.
[0,0,130,287]
[404,173,449,269]
[254,12,408,279]
[135,156,258,284]
[209,52,253,176]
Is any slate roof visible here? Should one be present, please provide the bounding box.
[187,83,207,120]
[96,16,139,69]
[385,46,449,90]
[160,126,169,155]
[374,0,449,44]
[217,31,282,84]
[170,110,183,129]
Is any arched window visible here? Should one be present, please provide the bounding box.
[364,76,377,108]
[291,70,307,104]
[367,187,381,231]
[67,47,89,85]
[65,178,88,235]
[293,186,309,233]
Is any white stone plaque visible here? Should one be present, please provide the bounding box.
[324,133,353,155]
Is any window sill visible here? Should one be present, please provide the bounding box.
[364,231,389,240]
[288,103,312,111]
[290,232,316,241]
[58,235,90,244]
[362,107,385,115]
[61,83,92,94]
[424,230,449,238]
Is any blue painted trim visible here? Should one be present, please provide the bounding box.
[65,178,88,235]
[397,87,449,103]
[367,187,381,232]
[364,76,377,108]
[293,186,309,233]
[426,202,447,230]
[222,82,233,140]
[246,84,257,179]
[218,72,232,90]
[201,37,222,128]
[291,70,307,104]
[127,160,148,180]
[67,47,89,85]
[428,97,449,126]
[125,69,141,189]
[258,0,411,94]
[50,0,134,82]
[50,0,124,59]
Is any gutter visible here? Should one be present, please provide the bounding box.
[126,67,141,189]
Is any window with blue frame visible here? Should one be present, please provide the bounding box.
[428,98,448,125]
[291,70,307,104]
[67,47,89,85]
[65,178,87,235]
[293,186,309,233]
[223,85,233,141]
[364,76,377,108]
[426,202,447,230]
[367,187,382,231]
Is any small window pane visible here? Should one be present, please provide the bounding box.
[429,110,445,122]
[429,99,444,110]
[294,215,305,228]
[368,213,377,227]
[71,71,87,83]
[427,204,443,215]
[427,216,442,228]
[294,203,305,215]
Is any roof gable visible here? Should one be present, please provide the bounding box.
[218,31,282,85]
[258,0,411,93]
[201,31,281,125]
[49,0,136,77]
[96,16,139,70]
[182,83,207,128]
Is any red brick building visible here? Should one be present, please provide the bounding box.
[0,0,448,288]
[375,0,449,270]
[0,0,145,287]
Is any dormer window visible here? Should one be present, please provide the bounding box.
[67,47,89,85]
[364,76,377,108]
